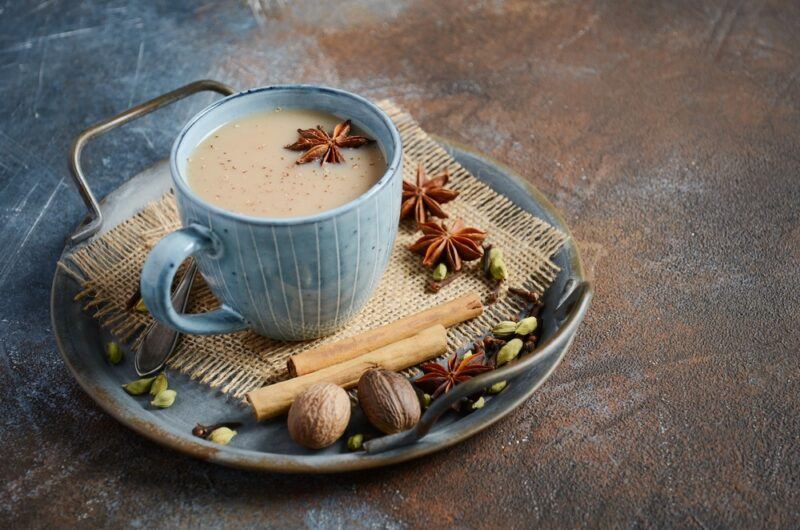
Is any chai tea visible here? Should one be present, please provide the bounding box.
[186,109,385,218]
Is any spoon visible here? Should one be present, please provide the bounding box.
[134,259,197,376]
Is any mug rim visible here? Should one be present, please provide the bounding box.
[170,84,402,226]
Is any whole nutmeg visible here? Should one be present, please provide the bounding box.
[287,383,351,449]
[358,369,421,434]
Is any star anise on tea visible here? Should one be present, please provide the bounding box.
[284,119,372,165]
[415,352,493,399]
[409,218,488,271]
[401,163,459,224]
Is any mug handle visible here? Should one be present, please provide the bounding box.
[140,224,247,335]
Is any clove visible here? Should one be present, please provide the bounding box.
[427,270,461,293]
[509,286,541,305]
[192,422,243,439]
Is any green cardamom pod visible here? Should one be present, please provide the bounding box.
[487,381,508,394]
[150,389,176,408]
[471,397,485,410]
[208,426,237,445]
[122,376,156,396]
[432,263,447,281]
[149,373,168,397]
[105,342,123,365]
[421,393,432,409]
[492,320,517,337]
[496,338,524,366]
[489,256,508,281]
[515,317,538,336]
[347,433,364,451]
[488,247,503,262]
[134,298,148,314]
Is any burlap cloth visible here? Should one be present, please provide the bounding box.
[60,101,568,399]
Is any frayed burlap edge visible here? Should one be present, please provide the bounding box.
[60,101,568,399]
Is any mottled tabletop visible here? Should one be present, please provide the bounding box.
[1,1,798,528]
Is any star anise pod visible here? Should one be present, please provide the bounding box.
[415,352,493,399]
[409,219,487,271]
[284,119,372,165]
[401,163,459,224]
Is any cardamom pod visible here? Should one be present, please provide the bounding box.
[347,433,364,451]
[208,426,237,445]
[421,393,432,409]
[149,373,168,397]
[471,397,485,410]
[492,320,517,337]
[122,376,156,396]
[432,263,447,281]
[488,247,503,262]
[105,342,123,365]
[489,256,508,281]
[515,317,538,336]
[134,298,148,314]
[150,389,176,408]
[496,338,523,366]
[487,381,507,394]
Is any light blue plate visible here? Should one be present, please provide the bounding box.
[52,140,587,473]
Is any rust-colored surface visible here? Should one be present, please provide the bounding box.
[1,0,799,527]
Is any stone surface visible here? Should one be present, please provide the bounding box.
[1,0,798,527]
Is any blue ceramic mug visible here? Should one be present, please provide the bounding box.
[140,86,402,340]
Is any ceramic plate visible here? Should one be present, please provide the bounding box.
[51,140,586,473]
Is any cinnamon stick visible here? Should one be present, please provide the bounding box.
[287,292,483,377]
[247,325,448,421]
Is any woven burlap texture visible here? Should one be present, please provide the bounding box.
[62,101,568,399]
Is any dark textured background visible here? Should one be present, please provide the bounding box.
[1,0,798,528]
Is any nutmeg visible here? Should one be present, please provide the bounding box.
[357,368,421,434]
[287,383,351,449]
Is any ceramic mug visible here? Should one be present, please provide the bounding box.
[140,86,402,340]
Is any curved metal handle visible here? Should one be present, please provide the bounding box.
[364,279,593,454]
[68,79,235,244]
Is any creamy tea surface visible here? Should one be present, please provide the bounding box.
[186,109,385,218]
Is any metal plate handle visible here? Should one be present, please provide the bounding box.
[68,79,235,244]
[364,278,593,453]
